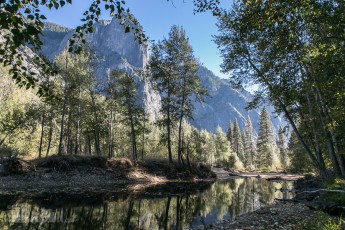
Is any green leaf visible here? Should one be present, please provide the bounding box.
[26,25,39,35]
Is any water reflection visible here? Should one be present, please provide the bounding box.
[0,178,294,229]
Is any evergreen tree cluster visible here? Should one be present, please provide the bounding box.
[225,108,289,171]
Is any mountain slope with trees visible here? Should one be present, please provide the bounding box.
[39,19,284,134]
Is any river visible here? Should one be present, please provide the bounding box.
[0,178,294,229]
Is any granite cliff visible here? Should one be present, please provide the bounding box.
[40,18,284,133]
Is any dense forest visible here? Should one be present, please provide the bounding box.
[0,25,289,171]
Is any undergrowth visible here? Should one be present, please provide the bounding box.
[295,212,345,230]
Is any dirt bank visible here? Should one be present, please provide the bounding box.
[0,156,216,196]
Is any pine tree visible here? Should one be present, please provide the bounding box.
[256,108,278,169]
[241,130,246,167]
[148,25,207,164]
[226,121,234,146]
[232,119,245,164]
[215,126,243,169]
[289,130,313,173]
[244,116,256,169]
[278,126,289,168]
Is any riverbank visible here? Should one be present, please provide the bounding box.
[213,167,304,181]
[0,155,216,196]
[210,168,345,229]
[208,200,345,230]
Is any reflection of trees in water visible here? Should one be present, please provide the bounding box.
[0,179,294,230]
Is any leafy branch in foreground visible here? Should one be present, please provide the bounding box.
[0,0,147,97]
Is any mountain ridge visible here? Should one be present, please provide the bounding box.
[40,19,284,134]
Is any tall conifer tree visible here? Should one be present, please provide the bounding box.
[148,25,207,164]
[226,121,234,146]
[278,126,289,168]
[244,116,256,169]
[256,108,278,169]
[232,119,245,164]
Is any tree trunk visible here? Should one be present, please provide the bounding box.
[74,87,81,155]
[167,108,173,163]
[124,199,134,230]
[186,142,190,167]
[87,134,92,155]
[130,114,137,161]
[108,110,113,158]
[46,110,54,157]
[58,91,67,156]
[164,196,171,230]
[312,87,343,176]
[315,87,345,176]
[58,55,69,156]
[38,113,45,158]
[90,91,101,156]
[141,116,145,160]
[175,197,181,230]
[166,79,173,163]
[177,95,185,164]
[65,108,72,155]
[102,202,108,229]
[94,135,100,156]
[305,93,326,171]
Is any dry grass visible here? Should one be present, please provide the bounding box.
[107,157,133,170]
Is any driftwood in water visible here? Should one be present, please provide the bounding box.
[228,172,241,176]
[266,176,282,181]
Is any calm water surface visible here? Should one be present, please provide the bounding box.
[0,178,294,229]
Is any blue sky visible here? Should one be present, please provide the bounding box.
[40,0,230,78]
